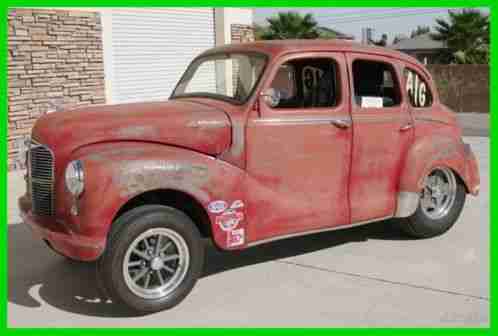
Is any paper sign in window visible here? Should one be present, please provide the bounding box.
[360,96,383,108]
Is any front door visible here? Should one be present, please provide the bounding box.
[245,52,352,242]
[347,53,414,223]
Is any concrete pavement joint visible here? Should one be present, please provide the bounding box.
[277,260,489,302]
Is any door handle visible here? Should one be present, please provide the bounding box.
[330,119,351,129]
[400,123,413,132]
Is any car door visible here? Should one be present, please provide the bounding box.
[245,52,352,242]
[346,53,414,223]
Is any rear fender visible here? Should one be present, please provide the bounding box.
[396,135,479,217]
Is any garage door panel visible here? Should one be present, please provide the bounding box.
[105,8,215,103]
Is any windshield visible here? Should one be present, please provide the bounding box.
[172,52,267,104]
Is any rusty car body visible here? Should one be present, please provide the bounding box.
[19,40,480,312]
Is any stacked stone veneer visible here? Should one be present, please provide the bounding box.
[8,8,106,171]
[231,24,255,44]
[230,24,255,94]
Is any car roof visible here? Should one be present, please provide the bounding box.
[202,39,430,77]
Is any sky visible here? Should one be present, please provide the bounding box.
[253,7,490,44]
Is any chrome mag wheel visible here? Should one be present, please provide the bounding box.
[420,167,457,220]
[123,228,190,299]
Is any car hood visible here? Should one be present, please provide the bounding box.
[31,99,232,156]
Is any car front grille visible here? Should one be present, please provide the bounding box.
[28,140,55,216]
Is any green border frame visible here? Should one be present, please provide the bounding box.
[1,0,494,332]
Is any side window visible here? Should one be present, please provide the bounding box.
[404,68,433,108]
[352,60,401,108]
[268,58,340,109]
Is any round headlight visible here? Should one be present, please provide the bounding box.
[65,160,84,197]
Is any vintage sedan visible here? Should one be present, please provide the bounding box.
[19,40,480,313]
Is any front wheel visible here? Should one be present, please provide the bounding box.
[97,205,204,313]
[399,167,466,238]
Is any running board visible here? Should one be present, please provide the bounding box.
[247,215,393,247]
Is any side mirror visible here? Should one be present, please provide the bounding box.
[261,88,281,108]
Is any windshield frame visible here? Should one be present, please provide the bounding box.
[170,51,269,106]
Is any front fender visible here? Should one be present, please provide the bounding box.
[399,135,479,194]
[72,142,247,251]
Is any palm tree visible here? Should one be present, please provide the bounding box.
[370,33,388,47]
[431,9,489,63]
[259,11,319,40]
[410,25,430,38]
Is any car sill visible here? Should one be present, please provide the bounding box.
[246,215,393,247]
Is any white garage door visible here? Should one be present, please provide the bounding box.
[103,8,215,103]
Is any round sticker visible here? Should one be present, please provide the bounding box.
[207,200,228,214]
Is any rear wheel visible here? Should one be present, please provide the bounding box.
[400,167,466,238]
[97,205,204,313]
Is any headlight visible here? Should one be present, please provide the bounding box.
[65,160,84,197]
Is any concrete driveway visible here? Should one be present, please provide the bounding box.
[7,136,489,327]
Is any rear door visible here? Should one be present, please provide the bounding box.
[347,53,414,223]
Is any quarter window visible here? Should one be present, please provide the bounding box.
[404,68,433,108]
[352,60,401,108]
[268,58,340,109]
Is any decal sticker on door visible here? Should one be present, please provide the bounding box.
[405,68,432,108]
[216,210,244,232]
[227,228,245,247]
[207,200,228,214]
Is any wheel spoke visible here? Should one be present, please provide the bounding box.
[127,260,142,268]
[156,270,165,286]
[132,268,148,282]
[161,254,180,263]
[431,196,440,208]
[163,265,176,274]
[421,190,432,210]
[427,176,437,190]
[440,183,450,196]
[154,234,163,256]
[144,273,151,289]
[159,241,172,253]
[132,248,151,260]
[435,175,445,188]
[435,195,444,208]
[143,237,150,250]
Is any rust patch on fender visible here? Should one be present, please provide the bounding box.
[433,142,459,160]
[113,125,159,138]
[85,148,148,163]
[187,119,229,129]
[415,138,462,188]
[113,161,210,199]
[432,139,461,161]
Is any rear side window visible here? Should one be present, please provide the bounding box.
[404,68,433,108]
[352,60,401,108]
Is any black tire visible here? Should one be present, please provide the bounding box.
[399,171,466,239]
[96,205,204,313]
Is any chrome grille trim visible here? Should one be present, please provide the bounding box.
[28,139,55,216]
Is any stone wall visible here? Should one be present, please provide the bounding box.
[8,8,105,171]
[231,24,254,44]
[230,24,255,91]
[427,64,489,113]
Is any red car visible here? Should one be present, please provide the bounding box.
[19,40,480,313]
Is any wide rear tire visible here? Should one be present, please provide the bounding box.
[399,167,466,239]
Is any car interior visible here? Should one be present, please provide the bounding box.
[352,60,401,108]
[269,58,339,108]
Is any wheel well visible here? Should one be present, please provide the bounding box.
[113,189,212,238]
